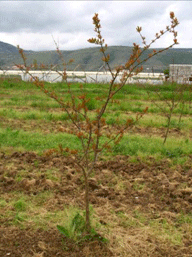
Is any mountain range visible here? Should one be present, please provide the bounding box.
[1,41,192,72]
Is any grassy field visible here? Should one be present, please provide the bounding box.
[0,79,192,256]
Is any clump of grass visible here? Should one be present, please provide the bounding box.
[14,199,27,212]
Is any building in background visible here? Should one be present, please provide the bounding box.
[169,64,192,84]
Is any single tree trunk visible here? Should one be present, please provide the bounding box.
[163,101,175,144]
[178,101,185,124]
[84,174,91,233]
[163,116,171,144]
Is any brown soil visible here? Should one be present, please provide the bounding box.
[0,151,192,256]
[0,226,112,257]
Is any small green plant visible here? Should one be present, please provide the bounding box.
[57,210,107,243]
[57,212,86,240]
[14,199,27,212]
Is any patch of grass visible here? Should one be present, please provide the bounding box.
[139,113,192,131]
[113,133,192,162]
[176,213,192,225]
[0,192,61,229]
[13,212,28,225]
[14,199,27,212]
[86,98,96,110]
[45,169,60,182]
[106,117,117,125]
[0,125,191,163]
[0,108,72,121]
[133,210,147,224]
[133,182,145,191]
[34,191,55,206]
[0,199,7,207]
[149,218,183,245]
[30,101,60,109]
[0,127,81,153]
[0,194,31,227]
[24,112,39,120]
[0,108,18,119]
[15,169,29,182]
[117,212,141,228]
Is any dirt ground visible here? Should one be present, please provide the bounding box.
[0,151,192,256]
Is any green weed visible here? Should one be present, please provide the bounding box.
[14,199,27,212]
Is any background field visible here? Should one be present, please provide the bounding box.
[0,79,192,256]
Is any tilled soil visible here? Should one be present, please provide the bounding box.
[0,151,192,256]
[0,226,112,257]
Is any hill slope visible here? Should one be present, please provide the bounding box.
[1,41,192,72]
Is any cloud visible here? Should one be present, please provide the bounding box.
[0,1,191,50]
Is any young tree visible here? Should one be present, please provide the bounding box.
[144,82,186,144]
[18,12,179,233]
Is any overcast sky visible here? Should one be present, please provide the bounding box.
[0,1,191,51]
